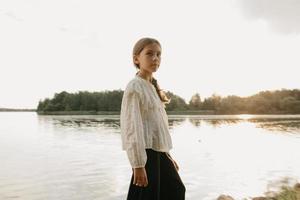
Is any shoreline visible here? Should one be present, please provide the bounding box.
[2,110,300,116]
[36,110,216,115]
[33,111,300,115]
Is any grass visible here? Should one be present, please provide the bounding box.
[263,182,300,200]
[218,178,300,200]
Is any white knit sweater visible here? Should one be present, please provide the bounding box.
[120,74,173,168]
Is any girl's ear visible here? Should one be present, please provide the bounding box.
[133,55,139,65]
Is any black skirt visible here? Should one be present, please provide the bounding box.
[126,148,186,200]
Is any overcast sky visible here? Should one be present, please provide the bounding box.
[1,0,299,109]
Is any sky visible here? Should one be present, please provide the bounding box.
[1,0,299,109]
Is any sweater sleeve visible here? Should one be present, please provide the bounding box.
[120,83,147,168]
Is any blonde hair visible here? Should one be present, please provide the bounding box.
[132,37,171,104]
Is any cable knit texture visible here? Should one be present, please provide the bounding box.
[120,74,173,168]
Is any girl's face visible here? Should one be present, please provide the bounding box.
[134,43,162,74]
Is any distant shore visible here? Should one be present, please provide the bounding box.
[0,108,36,112]
[36,110,216,115]
[2,110,300,115]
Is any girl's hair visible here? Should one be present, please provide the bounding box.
[133,37,171,104]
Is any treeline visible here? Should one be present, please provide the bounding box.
[37,89,300,114]
[37,91,123,112]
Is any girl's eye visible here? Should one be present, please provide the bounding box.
[147,52,160,57]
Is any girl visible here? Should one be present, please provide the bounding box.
[120,37,186,200]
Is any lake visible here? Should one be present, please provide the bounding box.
[0,112,300,200]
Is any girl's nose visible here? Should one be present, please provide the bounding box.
[153,55,159,61]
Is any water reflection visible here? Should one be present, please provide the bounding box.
[203,119,242,127]
[186,115,300,133]
[0,113,300,200]
[54,118,120,129]
[37,115,121,132]
[249,118,300,134]
[44,115,188,131]
[168,118,186,129]
[45,115,300,134]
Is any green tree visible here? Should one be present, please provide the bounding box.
[188,93,202,110]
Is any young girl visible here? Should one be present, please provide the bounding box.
[120,37,186,200]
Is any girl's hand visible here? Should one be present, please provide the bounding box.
[172,159,180,171]
[166,153,179,171]
[133,167,148,187]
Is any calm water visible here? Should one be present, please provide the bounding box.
[0,112,300,200]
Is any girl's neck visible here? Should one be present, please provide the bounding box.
[137,70,153,82]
